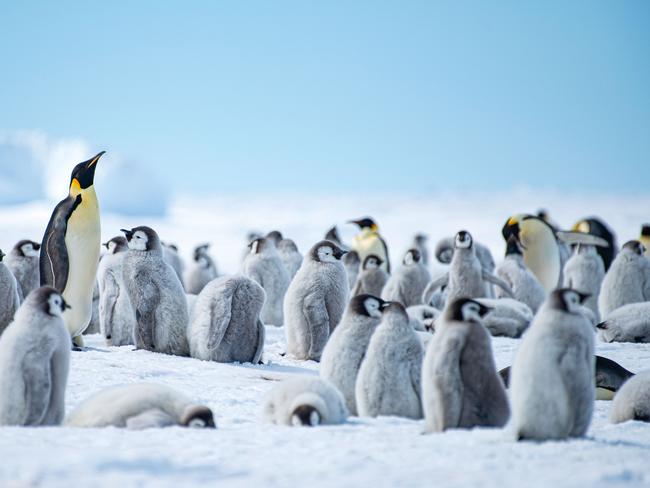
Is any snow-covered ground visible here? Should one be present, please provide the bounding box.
[0,192,649,487]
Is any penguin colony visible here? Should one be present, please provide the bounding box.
[0,154,648,444]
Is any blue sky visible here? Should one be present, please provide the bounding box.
[1,1,648,196]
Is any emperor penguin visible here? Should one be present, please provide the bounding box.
[85,281,101,335]
[434,234,496,288]
[598,240,650,319]
[641,225,650,259]
[349,217,390,273]
[597,302,650,343]
[242,237,290,326]
[262,376,348,427]
[265,230,284,247]
[355,301,424,419]
[97,236,135,347]
[0,249,20,334]
[40,151,105,348]
[422,231,513,306]
[351,254,389,297]
[381,249,430,307]
[320,294,385,415]
[572,217,618,270]
[342,250,360,291]
[185,243,218,295]
[283,240,349,361]
[563,244,605,322]
[422,298,510,432]
[277,238,303,280]
[5,239,40,301]
[495,236,546,313]
[121,226,190,356]
[411,233,429,266]
[188,275,265,363]
[0,287,71,426]
[475,297,533,338]
[162,243,185,289]
[610,370,650,424]
[66,383,216,429]
[510,289,595,441]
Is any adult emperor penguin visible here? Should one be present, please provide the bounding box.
[320,294,385,415]
[641,225,650,258]
[0,287,71,426]
[563,243,605,322]
[355,301,424,419]
[0,249,20,334]
[66,383,216,429]
[610,370,650,424]
[185,243,218,295]
[351,254,389,297]
[40,151,105,348]
[422,298,510,432]
[5,239,40,301]
[381,249,430,307]
[283,240,349,361]
[597,302,650,343]
[349,217,390,273]
[495,236,545,313]
[262,376,348,427]
[572,217,618,270]
[510,289,595,441]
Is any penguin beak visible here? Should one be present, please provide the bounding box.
[62,298,72,310]
[103,241,110,249]
[379,301,393,311]
[333,248,347,260]
[32,243,41,251]
[577,292,591,304]
[120,228,134,241]
[479,305,493,317]
[87,151,106,169]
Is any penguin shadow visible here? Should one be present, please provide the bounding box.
[71,346,111,353]
[587,436,650,451]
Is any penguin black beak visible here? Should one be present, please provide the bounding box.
[379,301,393,311]
[120,228,134,241]
[103,241,110,249]
[333,248,348,260]
[479,305,493,317]
[62,298,72,310]
[577,292,591,304]
[87,151,106,169]
[596,321,608,330]
[33,243,41,251]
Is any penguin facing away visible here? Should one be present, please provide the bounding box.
[0,249,21,334]
[185,243,218,295]
[40,151,105,347]
[5,239,41,301]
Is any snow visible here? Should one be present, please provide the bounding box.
[0,193,649,487]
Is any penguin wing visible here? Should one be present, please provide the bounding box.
[431,331,464,430]
[131,271,161,331]
[125,408,177,429]
[556,231,609,248]
[482,270,515,298]
[303,292,330,358]
[558,341,592,423]
[22,353,52,425]
[206,290,234,353]
[422,274,449,305]
[252,319,266,364]
[40,196,80,291]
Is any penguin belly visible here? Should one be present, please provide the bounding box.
[524,243,559,294]
[352,234,388,272]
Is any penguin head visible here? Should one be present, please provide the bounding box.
[549,288,590,315]
[642,225,650,238]
[362,254,383,270]
[350,294,385,319]
[0,249,5,262]
[265,230,283,246]
[69,151,105,196]
[504,235,522,257]
[310,240,347,263]
[446,297,491,324]
[622,240,645,256]
[34,287,71,317]
[291,405,321,427]
[248,237,267,255]
[121,226,161,252]
[348,217,378,232]
[103,236,128,255]
[414,233,428,244]
[181,405,216,429]
[14,239,40,258]
[454,231,473,250]
[193,243,211,263]
[403,248,421,265]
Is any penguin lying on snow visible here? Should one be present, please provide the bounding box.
[597,302,650,343]
[610,371,650,424]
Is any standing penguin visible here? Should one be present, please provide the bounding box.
[277,238,303,280]
[510,289,595,441]
[40,151,105,348]
[162,243,185,289]
[97,236,135,347]
[242,237,290,326]
[0,249,20,334]
[411,234,429,267]
[422,298,510,432]
[495,236,546,313]
[320,294,385,415]
[641,225,650,259]
[599,241,650,319]
[121,226,190,356]
[185,243,218,295]
[0,287,71,426]
[5,240,40,301]
[355,301,424,419]
[342,250,361,291]
[188,275,265,363]
[563,244,605,322]
[284,240,349,361]
[351,254,388,297]
[381,249,430,307]
[349,217,390,273]
[572,217,618,271]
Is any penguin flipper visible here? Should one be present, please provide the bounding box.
[422,274,449,305]
[206,290,234,354]
[252,319,266,364]
[482,270,515,298]
[303,292,330,360]
[22,354,52,425]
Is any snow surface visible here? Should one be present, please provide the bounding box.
[0,193,649,487]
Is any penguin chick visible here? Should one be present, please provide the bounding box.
[422,298,510,432]
[563,244,605,322]
[242,237,290,326]
[0,287,70,426]
[185,243,218,295]
[284,241,349,361]
[6,239,40,301]
[572,217,618,271]
[434,235,496,274]
[411,233,429,266]
[0,249,20,334]
[320,295,385,415]
[324,226,345,249]
[597,302,650,343]
[121,227,190,356]
[510,289,595,441]
[189,275,265,363]
[474,297,534,338]
[495,236,546,313]
[342,250,360,291]
[349,217,390,273]
[381,249,430,307]
[265,230,284,247]
[97,236,135,347]
[406,305,440,333]
[277,238,303,280]
[65,383,216,429]
[162,243,185,289]
[598,240,650,319]
[423,231,513,306]
[262,376,348,427]
[351,254,389,297]
[355,302,424,419]
[610,371,650,424]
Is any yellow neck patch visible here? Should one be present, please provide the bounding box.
[507,216,519,226]
[70,178,82,197]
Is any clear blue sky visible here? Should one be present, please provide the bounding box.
[1,1,648,195]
